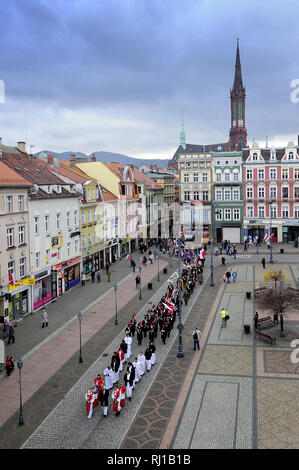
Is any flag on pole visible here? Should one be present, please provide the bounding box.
[264,233,269,242]
[9,273,15,286]
[126,254,131,262]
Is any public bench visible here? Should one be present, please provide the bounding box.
[255,330,276,345]
[257,316,274,330]
[254,287,267,298]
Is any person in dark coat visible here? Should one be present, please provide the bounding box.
[7,324,15,344]
[136,324,143,345]
[91,270,95,282]
[5,356,14,376]
[262,258,266,269]
[222,257,226,266]
[99,386,109,417]
[161,325,167,344]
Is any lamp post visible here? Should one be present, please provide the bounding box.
[177,238,184,358]
[169,240,172,268]
[269,201,273,264]
[210,205,221,287]
[17,359,24,425]
[157,253,160,281]
[78,311,83,363]
[139,266,142,300]
[114,283,118,325]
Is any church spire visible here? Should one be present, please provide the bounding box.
[233,38,244,91]
[180,108,186,150]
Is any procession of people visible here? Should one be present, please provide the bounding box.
[84,240,206,420]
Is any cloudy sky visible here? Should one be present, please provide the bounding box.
[0,0,299,159]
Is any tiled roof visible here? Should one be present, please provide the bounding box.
[2,147,67,184]
[52,165,90,184]
[132,166,163,190]
[242,148,288,161]
[0,160,32,186]
[101,185,118,202]
[31,187,79,200]
[172,143,228,162]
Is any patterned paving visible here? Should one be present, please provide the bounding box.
[264,350,299,375]
[257,378,299,449]
[198,345,252,376]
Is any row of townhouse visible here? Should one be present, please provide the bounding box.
[178,137,299,244]
[0,140,174,322]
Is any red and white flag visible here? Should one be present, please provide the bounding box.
[163,303,174,313]
[126,254,131,262]
[9,273,15,286]
[199,248,206,260]
[264,233,269,242]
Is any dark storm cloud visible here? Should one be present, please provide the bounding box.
[0,0,299,155]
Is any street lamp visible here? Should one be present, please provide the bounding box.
[210,205,221,287]
[269,201,273,264]
[177,238,184,357]
[157,253,160,281]
[114,283,118,325]
[139,266,142,300]
[78,311,83,363]
[17,359,24,425]
[169,240,173,268]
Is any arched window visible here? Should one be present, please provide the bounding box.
[233,100,236,119]
[252,152,258,161]
[239,138,243,151]
[238,98,243,119]
[289,152,294,160]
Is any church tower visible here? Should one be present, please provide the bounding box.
[227,40,247,151]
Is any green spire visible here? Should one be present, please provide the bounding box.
[180,108,186,150]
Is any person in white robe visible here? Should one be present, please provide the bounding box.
[103,366,114,390]
[124,369,133,400]
[132,357,141,383]
[138,352,146,376]
[124,334,132,360]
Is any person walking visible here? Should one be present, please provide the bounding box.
[7,324,15,344]
[254,312,259,329]
[107,267,111,282]
[131,259,136,273]
[226,271,231,283]
[183,289,190,306]
[220,307,229,328]
[232,272,237,283]
[3,320,10,339]
[41,308,48,328]
[192,327,202,351]
[243,241,248,252]
[91,270,95,283]
[135,274,141,290]
[99,386,109,417]
[262,257,266,269]
[5,356,14,376]
[144,348,152,372]
[81,272,86,286]
[221,256,226,266]
[97,271,101,283]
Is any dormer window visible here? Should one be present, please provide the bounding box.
[289,152,294,160]
[48,185,52,193]
[252,153,258,161]
[270,149,276,160]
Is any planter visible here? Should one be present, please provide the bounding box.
[163,268,167,274]
[244,324,251,335]
[148,282,153,290]
[280,248,284,254]
[246,292,251,299]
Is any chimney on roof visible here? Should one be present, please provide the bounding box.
[0,137,2,159]
[91,153,96,162]
[70,153,76,168]
[77,156,87,163]
[17,141,26,153]
[47,154,54,166]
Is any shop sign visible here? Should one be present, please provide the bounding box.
[51,233,63,250]
[51,253,57,258]
[52,263,63,271]
[282,220,299,224]
[8,277,35,291]
[64,256,81,268]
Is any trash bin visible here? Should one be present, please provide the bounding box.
[244,324,250,335]
[148,282,152,290]
[246,292,251,299]
[280,248,284,254]
[163,268,167,274]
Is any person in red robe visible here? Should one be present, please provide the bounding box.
[119,383,126,408]
[85,386,98,419]
[112,386,121,416]
[94,374,103,391]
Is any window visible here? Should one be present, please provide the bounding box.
[258,186,265,198]
[93,208,97,222]
[224,209,231,220]
[92,189,95,199]
[282,206,289,217]
[57,247,61,260]
[7,228,14,248]
[88,232,92,246]
[94,232,97,244]
[184,174,189,183]
[247,206,253,217]
[45,215,49,232]
[215,209,222,220]
[216,173,221,182]
[282,169,288,179]
[56,213,60,230]
[258,206,265,218]
[233,172,239,182]
[87,189,90,200]
[20,257,26,278]
[246,169,253,180]
[193,173,199,182]
[233,209,240,220]
[270,149,276,160]
[215,189,222,200]
[258,169,265,180]
[233,189,239,200]
[34,216,39,235]
[6,196,13,213]
[87,210,92,223]
[35,252,40,268]
[295,187,299,198]
[271,205,277,218]
[246,187,253,198]
[202,190,209,201]
[282,187,289,198]
[193,191,199,201]
[224,172,230,182]
[224,189,231,200]
[18,195,24,212]
[295,169,299,179]
[289,152,294,160]
[82,211,86,224]
[67,212,70,227]
[74,210,78,226]
[67,242,71,257]
[75,239,79,253]
[8,261,14,278]
[18,226,25,245]
[202,173,208,182]
[270,168,277,179]
[294,205,299,218]
[184,191,190,201]
[270,186,277,198]
[252,153,258,161]
[82,234,86,248]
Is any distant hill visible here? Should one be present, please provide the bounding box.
[35,150,170,169]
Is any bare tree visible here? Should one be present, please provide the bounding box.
[257,287,299,335]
